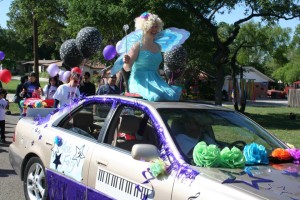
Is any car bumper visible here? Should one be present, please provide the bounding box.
[8,144,24,179]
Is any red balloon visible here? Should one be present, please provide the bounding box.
[71,66,82,75]
[0,69,12,83]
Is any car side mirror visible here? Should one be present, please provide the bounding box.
[131,144,160,162]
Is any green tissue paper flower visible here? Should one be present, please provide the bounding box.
[220,146,246,168]
[149,158,166,177]
[193,141,221,167]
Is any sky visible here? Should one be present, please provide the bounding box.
[0,0,299,32]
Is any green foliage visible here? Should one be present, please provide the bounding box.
[0,28,28,68]
[7,0,68,54]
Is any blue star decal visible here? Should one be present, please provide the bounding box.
[282,170,300,178]
[221,169,273,190]
[53,153,62,169]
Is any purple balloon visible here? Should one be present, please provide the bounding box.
[0,51,5,60]
[103,45,117,61]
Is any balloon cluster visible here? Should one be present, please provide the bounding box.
[163,45,187,82]
[47,64,81,83]
[0,51,12,84]
[60,27,102,69]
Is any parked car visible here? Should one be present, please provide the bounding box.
[9,95,300,200]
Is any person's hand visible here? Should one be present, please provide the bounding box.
[21,88,26,94]
[123,54,130,64]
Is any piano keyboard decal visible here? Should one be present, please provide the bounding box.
[95,168,154,200]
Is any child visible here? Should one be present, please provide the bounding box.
[32,86,41,98]
[0,89,9,143]
[43,77,59,100]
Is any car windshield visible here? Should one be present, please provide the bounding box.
[159,108,286,164]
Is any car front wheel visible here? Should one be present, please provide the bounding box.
[23,157,48,200]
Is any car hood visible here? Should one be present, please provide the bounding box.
[193,163,300,200]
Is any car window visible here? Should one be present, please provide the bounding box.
[159,108,285,163]
[58,102,113,140]
[104,105,160,152]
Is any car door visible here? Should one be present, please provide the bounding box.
[87,104,175,199]
[43,101,114,198]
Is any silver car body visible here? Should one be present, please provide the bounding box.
[9,95,300,200]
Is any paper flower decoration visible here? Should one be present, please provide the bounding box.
[220,147,246,168]
[149,158,167,177]
[193,141,221,167]
[287,148,300,164]
[271,148,291,161]
[243,143,269,165]
[54,136,63,147]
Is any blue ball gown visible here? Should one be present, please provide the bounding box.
[128,45,182,101]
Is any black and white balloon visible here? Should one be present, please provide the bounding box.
[76,27,102,58]
[164,45,187,71]
[60,39,84,68]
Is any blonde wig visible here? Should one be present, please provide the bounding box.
[134,12,164,32]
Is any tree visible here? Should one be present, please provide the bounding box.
[148,0,300,105]
[7,0,68,78]
[0,27,28,69]
[228,22,292,112]
[272,24,300,83]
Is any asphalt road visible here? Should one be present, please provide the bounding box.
[0,114,24,200]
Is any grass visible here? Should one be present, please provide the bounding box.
[244,106,300,148]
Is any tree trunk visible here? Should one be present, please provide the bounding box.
[214,65,224,105]
[33,1,39,80]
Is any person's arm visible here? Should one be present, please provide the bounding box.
[123,42,140,72]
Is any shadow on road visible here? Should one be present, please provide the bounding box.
[0,169,17,177]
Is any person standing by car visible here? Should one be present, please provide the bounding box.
[15,75,28,114]
[20,72,41,98]
[53,72,81,108]
[96,74,121,95]
[79,71,96,96]
[0,89,9,143]
[43,77,59,100]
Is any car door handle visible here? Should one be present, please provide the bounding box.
[96,160,108,166]
[46,142,53,147]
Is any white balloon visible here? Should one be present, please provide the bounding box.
[62,71,71,83]
[58,70,65,81]
[47,63,59,77]
[116,40,122,54]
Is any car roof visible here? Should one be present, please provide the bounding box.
[88,95,230,111]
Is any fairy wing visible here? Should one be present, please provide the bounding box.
[116,30,143,54]
[110,53,125,75]
[112,27,190,75]
[155,27,190,52]
[111,30,143,75]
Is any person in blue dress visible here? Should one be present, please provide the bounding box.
[123,13,182,102]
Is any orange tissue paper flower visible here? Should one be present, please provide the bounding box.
[271,148,291,160]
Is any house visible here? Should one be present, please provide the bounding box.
[18,60,109,76]
[223,66,274,100]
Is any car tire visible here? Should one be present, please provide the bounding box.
[23,157,48,200]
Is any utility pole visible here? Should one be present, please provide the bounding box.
[33,0,39,80]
